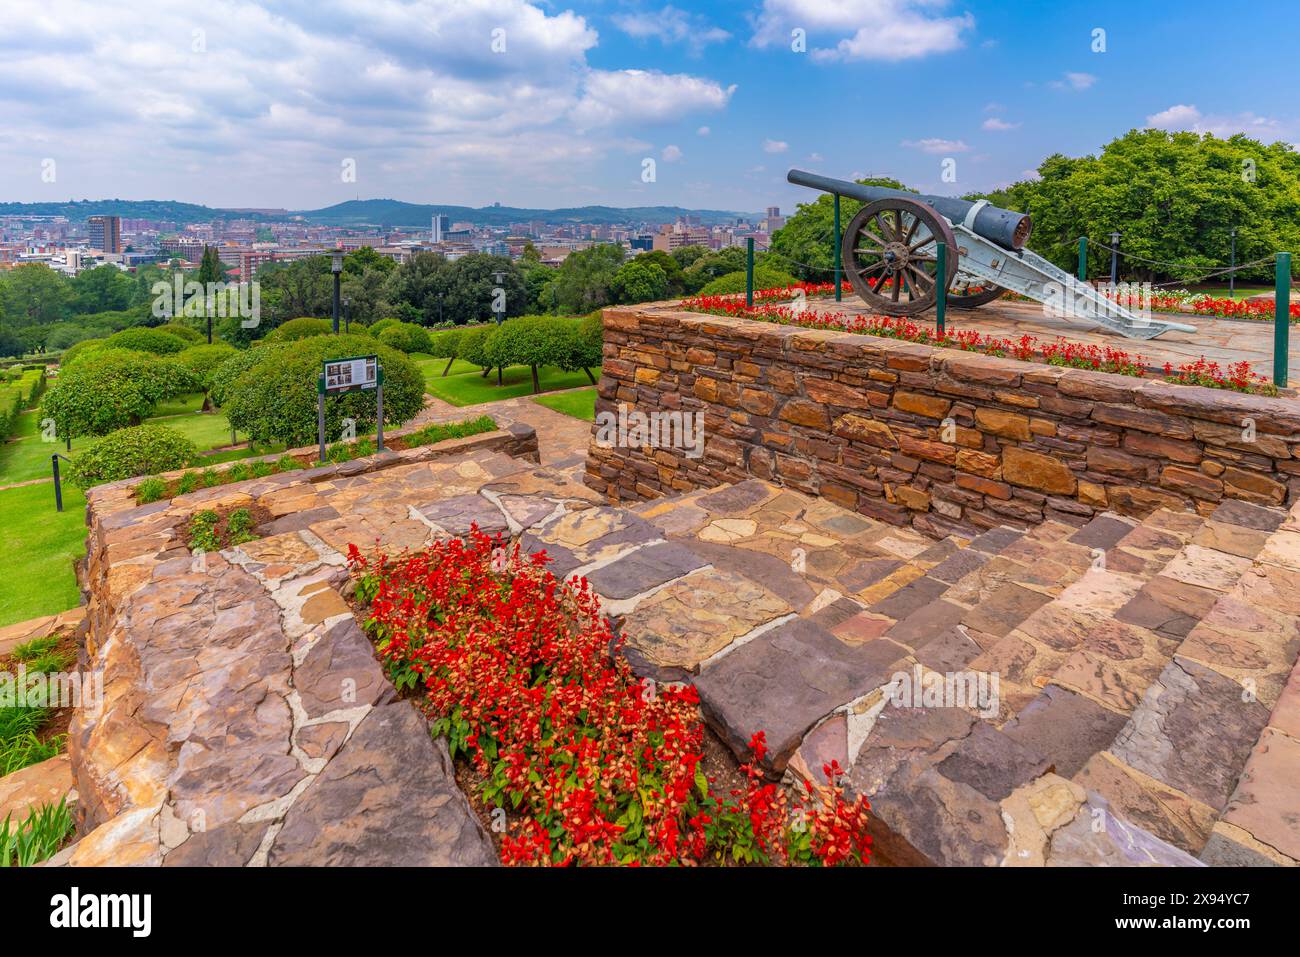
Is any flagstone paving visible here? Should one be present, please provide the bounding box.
[21,425,1300,867]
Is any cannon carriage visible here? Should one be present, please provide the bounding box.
[787,169,1195,340]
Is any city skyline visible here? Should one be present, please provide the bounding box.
[1,0,1296,213]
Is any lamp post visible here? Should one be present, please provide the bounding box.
[1230,228,1238,298]
[491,270,507,386]
[342,296,350,334]
[330,249,344,334]
[1109,231,1121,287]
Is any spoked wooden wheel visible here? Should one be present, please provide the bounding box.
[948,273,1006,309]
[842,197,958,317]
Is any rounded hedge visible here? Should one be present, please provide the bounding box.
[429,328,464,359]
[158,323,204,343]
[60,338,107,368]
[208,345,275,409]
[41,349,199,439]
[456,325,495,369]
[368,317,401,337]
[484,316,559,371]
[698,266,799,296]
[552,314,603,372]
[221,334,424,446]
[104,327,189,355]
[67,425,197,489]
[264,317,333,342]
[179,343,240,391]
[376,321,432,354]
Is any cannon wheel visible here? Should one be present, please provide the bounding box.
[948,274,1006,309]
[842,197,958,317]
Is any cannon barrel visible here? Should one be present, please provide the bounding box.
[787,168,1032,251]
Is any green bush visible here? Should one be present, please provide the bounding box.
[551,314,603,375]
[222,334,424,446]
[178,343,239,393]
[157,323,204,343]
[60,338,106,368]
[456,325,495,371]
[208,345,276,408]
[376,321,432,354]
[104,327,189,355]
[135,477,168,504]
[41,350,198,440]
[264,317,333,342]
[67,425,197,489]
[429,328,464,359]
[404,414,497,448]
[368,317,401,337]
[698,266,799,296]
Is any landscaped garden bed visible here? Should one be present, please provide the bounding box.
[346,529,874,867]
[683,286,1280,394]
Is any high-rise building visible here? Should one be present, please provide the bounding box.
[88,215,123,253]
[431,215,449,244]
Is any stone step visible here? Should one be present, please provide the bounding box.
[1072,498,1299,863]
[787,500,1300,867]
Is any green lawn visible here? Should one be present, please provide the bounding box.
[416,356,482,390]
[426,365,599,407]
[531,387,597,421]
[0,410,58,485]
[0,483,86,627]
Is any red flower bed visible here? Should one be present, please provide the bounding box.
[348,530,872,867]
[682,288,1276,394]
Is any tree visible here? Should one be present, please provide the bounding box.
[444,254,528,325]
[40,349,197,442]
[611,260,669,304]
[0,264,73,328]
[70,265,134,314]
[552,244,625,314]
[769,177,912,282]
[196,245,227,286]
[978,129,1300,283]
[258,257,332,318]
[382,252,451,324]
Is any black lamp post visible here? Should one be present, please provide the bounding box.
[492,270,507,386]
[1109,231,1121,287]
[330,249,344,334]
[342,296,350,333]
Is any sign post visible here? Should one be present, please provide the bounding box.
[319,354,383,459]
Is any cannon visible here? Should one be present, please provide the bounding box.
[787,169,1195,340]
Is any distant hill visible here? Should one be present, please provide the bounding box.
[0,197,753,228]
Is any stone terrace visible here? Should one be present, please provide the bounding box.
[50,420,1300,866]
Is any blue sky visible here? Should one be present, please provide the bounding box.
[0,0,1294,213]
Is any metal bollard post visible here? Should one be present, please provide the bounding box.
[52,454,63,512]
[1276,252,1291,390]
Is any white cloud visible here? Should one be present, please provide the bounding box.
[697,126,711,136]
[981,117,1021,131]
[901,138,970,154]
[572,70,735,129]
[1146,103,1290,140]
[753,0,975,62]
[661,144,683,162]
[763,139,789,153]
[1049,72,1096,91]
[0,0,736,206]
[613,5,731,54]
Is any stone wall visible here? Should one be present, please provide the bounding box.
[585,304,1300,539]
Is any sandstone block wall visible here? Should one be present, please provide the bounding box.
[585,305,1300,538]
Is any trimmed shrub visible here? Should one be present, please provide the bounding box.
[40,349,198,440]
[483,316,565,393]
[178,344,239,391]
[376,321,432,354]
[60,338,106,368]
[429,328,464,358]
[264,317,333,342]
[104,327,189,355]
[208,345,276,409]
[368,317,401,337]
[456,325,495,371]
[551,314,603,378]
[222,334,424,446]
[698,266,799,296]
[157,323,204,344]
[67,425,197,489]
